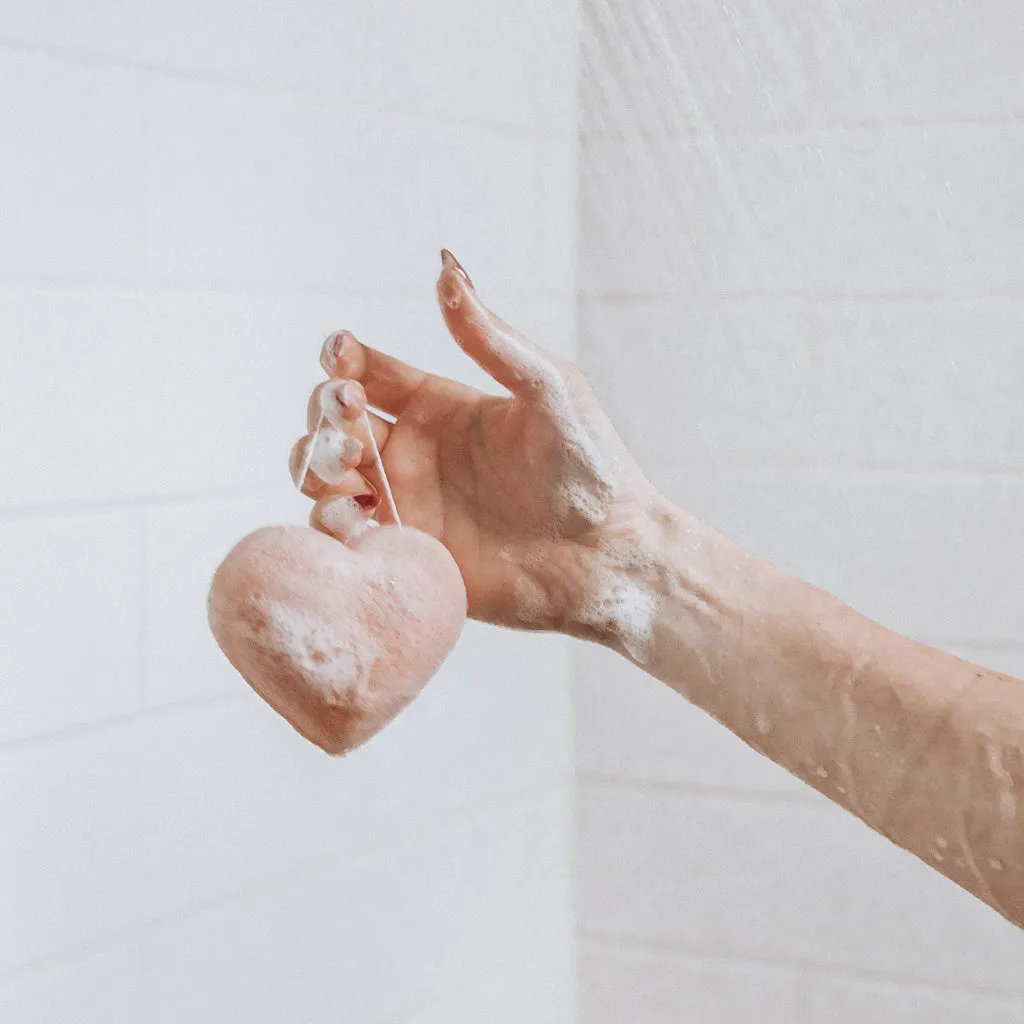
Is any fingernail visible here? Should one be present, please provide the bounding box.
[440,248,473,288]
[438,274,462,310]
[340,435,364,465]
[321,379,366,426]
[320,331,353,375]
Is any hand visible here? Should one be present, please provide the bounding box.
[291,251,660,642]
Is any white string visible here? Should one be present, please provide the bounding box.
[295,415,323,494]
[296,399,402,530]
[364,410,402,529]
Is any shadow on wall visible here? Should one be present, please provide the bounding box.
[575,0,1024,1021]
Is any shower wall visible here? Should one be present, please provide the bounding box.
[0,3,579,1021]
[575,2,1024,1022]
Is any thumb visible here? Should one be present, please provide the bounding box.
[436,250,559,398]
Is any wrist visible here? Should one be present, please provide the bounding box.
[562,487,694,662]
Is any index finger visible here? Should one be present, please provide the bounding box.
[320,330,429,416]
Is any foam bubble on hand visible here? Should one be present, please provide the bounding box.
[311,495,375,545]
[576,568,657,663]
[308,428,360,485]
[474,304,619,530]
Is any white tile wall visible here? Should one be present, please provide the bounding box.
[579,124,1024,298]
[577,783,1024,993]
[0,288,346,506]
[0,52,143,281]
[0,703,340,971]
[138,790,570,1024]
[0,789,569,1024]
[395,961,573,1024]
[0,510,141,742]
[141,870,340,1024]
[352,623,573,829]
[370,0,580,132]
[579,946,804,1024]
[653,466,1024,648]
[580,0,1024,134]
[945,646,1024,681]
[809,0,1024,125]
[144,80,357,291]
[536,130,582,298]
[580,297,1024,472]
[806,974,1024,1024]
[576,2,1024,1021]
[147,81,554,300]
[365,119,552,298]
[141,490,310,708]
[0,946,144,1024]
[0,1,373,97]
[150,86,565,300]
[0,624,572,976]
[580,0,816,135]
[0,1,579,1019]
[573,642,803,795]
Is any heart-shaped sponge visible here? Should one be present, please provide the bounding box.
[208,524,467,754]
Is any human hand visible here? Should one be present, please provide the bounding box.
[291,251,663,646]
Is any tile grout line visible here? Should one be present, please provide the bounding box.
[135,506,149,711]
[646,458,1024,482]
[0,482,293,522]
[578,769,829,806]
[0,35,573,140]
[0,272,575,299]
[11,457,1024,525]
[579,288,1024,304]
[576,111,1024,138]
[0,778,570,986]
[579,932,1024,1002]
[0,691,249,754]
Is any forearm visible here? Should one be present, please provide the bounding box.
[592,494,1024,926]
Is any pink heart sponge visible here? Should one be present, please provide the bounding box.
[208,524,467,754]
